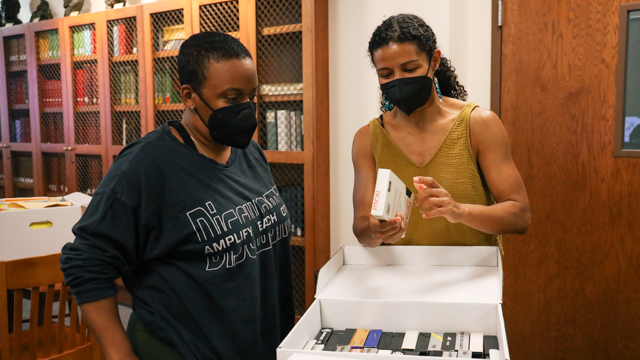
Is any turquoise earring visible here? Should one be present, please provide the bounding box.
[382,95,395,111]
[434,76,443,102]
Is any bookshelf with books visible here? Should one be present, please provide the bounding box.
[142,0,193,131]
[32,19,71,197]
[249,0,329,316]
[0,25,38,198]
[104,5,148,164]
[63,13,108,196]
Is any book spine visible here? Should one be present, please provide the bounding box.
[113,24,119,56]
[53,32,60,58]
[289,110,296,151]
[266,110,277,150]
[91,27,97,55]
[294,110,302,151]
[44,34,50,59]
[76,69,85,107]
[276,110,290,151]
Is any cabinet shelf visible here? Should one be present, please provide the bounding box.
[111,54,138,62]
[76,105,100,112]
[7,61,27,72]
[42,107,64,113]
[264,151,304,164]
[290,236,305,247]
[113,105,140,112]
[38,58,61,65]
[262,23,303,36]
[72,54,98,62]
[156,103,184,111]
[153,50,179,58]
[260,94,303,102]
[13,181,35,190]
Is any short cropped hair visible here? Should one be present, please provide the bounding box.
[177,31,252,94]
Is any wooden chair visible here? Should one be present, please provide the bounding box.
[0,254,104,360]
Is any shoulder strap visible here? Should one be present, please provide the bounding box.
[169,121,198,152]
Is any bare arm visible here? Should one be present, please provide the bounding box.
[414,108,530,234]
[352,125,407,247]
[80,296,139,360]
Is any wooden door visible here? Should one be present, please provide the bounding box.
[142,0,193,133]
[0,25,38,198]
[30,18,73,197]
[62,13,109,195]
[103,5,148,166]
[500,1,640,359]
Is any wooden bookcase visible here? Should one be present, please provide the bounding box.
[0,0,328,317]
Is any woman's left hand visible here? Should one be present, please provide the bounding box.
[412,176,468,223]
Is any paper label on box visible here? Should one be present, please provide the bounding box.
[70,11,79,16]
[114,3,124,8]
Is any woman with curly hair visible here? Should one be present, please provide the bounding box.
[352,14,530,250]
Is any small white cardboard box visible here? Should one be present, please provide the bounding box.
[278,246,510,360]
[0,193,92,261]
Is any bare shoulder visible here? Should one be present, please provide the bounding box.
[352,122,375,164]
[468,106,510,154]
[353,122,372,150]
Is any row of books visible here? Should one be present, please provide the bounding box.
[44,155,67,196]
[112,23,136,56]
[113,66,139,105]
[79,158,102,195]
[37,32,60,60]
[280,186,304,237]
[116,116,141,146]
[154,70,180,105]
[6,36,27,62]
[266,110,303,151]
[11,118,31,143]
[159,24,185,51]
[72,27,97,57]
[76,120,102,145]
[305,328,500,358]
[75,65,99,106]
[11,156,34,187]
[8,75,29,105]
[41,80,63,108]
[259,83,303,96]
[42,116,64,144]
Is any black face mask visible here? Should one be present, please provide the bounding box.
[380,65,433,116]
[193,91,257,149]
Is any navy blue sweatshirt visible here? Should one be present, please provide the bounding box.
[60,121,294,359]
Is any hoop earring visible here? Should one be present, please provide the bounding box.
[434,76,443,102]
[382,95,395,111]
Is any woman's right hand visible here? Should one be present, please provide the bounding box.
[368,212,407,245]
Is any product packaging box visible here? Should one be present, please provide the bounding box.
[370,169,413,222]
[0,192,92,261]
[277,245,510,359]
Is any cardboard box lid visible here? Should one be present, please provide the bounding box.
[63,192,92,207]
[315,246,503,304]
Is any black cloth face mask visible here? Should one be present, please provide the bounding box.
[192,90,257,149]
[380,64,433,116]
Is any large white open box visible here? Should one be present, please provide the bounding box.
[0,193,92,261]
[278,246,510,359]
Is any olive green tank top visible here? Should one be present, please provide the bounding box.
[370,102,501,250]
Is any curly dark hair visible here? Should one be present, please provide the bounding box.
[368,14,467,112]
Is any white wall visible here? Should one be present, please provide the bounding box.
[328,0,493,255]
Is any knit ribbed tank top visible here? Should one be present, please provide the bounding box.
[370,102,501,249]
